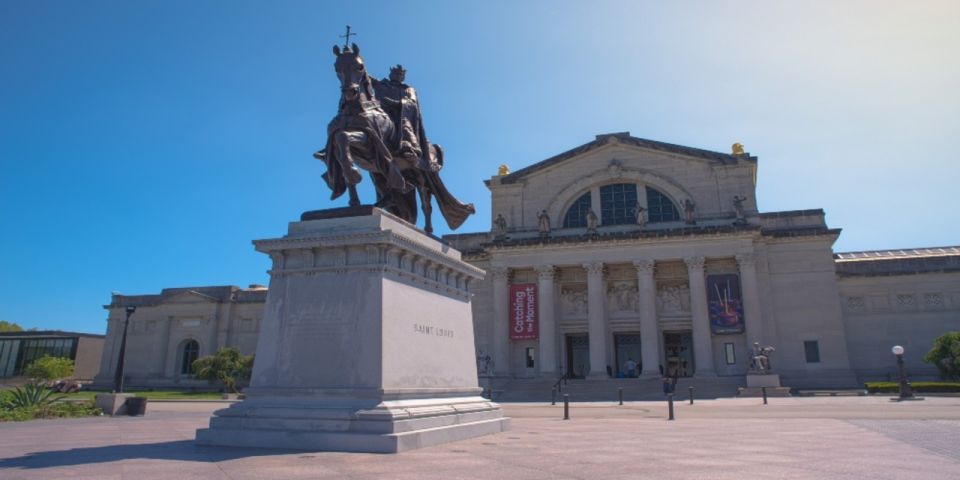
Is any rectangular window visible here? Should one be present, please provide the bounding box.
[525,347,535,368]
[804,341,821,363]
[724,343,736,365]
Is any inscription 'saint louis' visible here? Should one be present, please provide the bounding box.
[414,323,454,338]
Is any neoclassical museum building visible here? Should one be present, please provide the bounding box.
[94,133,960,390]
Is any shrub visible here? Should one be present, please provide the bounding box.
[23,356,75,383]
[923,332,960,380]
[191,347,254,394]
[864,381,960,394]
[4,383,65,410]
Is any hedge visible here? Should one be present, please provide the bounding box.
[865,382,960,393]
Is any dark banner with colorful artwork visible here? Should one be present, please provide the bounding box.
[509,283,538,340]
[707,274,745,334]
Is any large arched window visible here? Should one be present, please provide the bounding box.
[179,340,199,375]
[600,184,638,226]
[646,186,680,222]
[562,193,592,228]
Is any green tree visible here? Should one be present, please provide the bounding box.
[0,321,24,332]
[191,347,254,394]
[923,332,960,380]
[23,356,75,383]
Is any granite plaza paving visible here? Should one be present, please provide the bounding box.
[1,396,959,479]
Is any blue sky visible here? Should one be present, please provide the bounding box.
[1,1,957,333]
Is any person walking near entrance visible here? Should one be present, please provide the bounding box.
[624,358,637,378]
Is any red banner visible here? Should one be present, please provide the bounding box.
[509,283,538,340]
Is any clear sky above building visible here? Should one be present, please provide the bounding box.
[1,0,957,333]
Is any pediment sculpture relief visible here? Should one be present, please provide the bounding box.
[657,284,691,314]
[607,282,638,312]
[560,287,588,315]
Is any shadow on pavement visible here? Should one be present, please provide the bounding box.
[0,440,296,469]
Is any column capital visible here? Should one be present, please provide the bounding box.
[684,256,705,272]
[735,253,757,268]
[582,261,605,276]
[632,259,655,274]
[535,264,555,280]
[490,266,510,281]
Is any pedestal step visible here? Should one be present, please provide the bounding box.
[737,386,792,397]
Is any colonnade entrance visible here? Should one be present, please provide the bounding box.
[565,334,589,378]
[664,331,694,377]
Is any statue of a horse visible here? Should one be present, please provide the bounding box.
[315,42,474,233]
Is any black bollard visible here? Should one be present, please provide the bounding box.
[689,386,694,405]
[551,387,556,406]
[563,394,570,420]
[762,386,768,405]
[667,393,675,420]
[618,387,624,406]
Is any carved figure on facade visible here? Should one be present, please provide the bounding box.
[657,284,691,314]
[733,195,748,225]
[315,40,475,233]
[537,210,551,237]
[560,287,588,315]
[493,214,508,239]
[632,203,647,228]
[749,342,776,373]
[585,209,599,235]
[607,282,638,312]
[476,349,493,376]
[682,199,696,225]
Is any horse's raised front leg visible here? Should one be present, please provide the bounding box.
[333,130,363,185]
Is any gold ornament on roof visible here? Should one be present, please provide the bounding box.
[731,143,745,155]
[498,164,510,176]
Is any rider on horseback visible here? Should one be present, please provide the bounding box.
[373,65,440,173]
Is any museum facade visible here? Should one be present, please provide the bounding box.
[94,133,960,389]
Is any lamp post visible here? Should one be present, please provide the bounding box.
[112,305,137,393]
[891,345,914,400]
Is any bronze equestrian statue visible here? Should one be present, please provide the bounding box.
[314,42,474,233]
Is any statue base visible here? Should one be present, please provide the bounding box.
[195,207,509,453]
[746,373,781,388]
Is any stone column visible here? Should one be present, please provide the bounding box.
[685,256,715,376]
[490,267,510,376]
[583,262,608,378]
[536,265,557,376]
[633,259,660,376]
[736,253,764,347]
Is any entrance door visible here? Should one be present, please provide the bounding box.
[614,333,642,377]
[663,332,694,377]
[565,334,589,379]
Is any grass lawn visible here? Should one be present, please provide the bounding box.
[58,390,227,401]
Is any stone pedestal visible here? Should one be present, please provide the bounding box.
[195,207,509,453]
[95,393,132,416]
[739,373,791,397]
[746,373,781,388]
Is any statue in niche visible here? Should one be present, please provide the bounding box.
[682,199,696,225]
[733,195,748,225]
[749,342,776,374]
[560,288,588,315]
[608,282,638,312]
[493,214,508,239]
[632,203,647,228]
[585,209,599,235]
[537,210,551,237]
[657,284,691,314]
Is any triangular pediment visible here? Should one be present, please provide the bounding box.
[160,289,219,304]
[491,132,755,185]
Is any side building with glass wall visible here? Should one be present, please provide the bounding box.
[0,331,105,380]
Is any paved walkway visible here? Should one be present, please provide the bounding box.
[1,397,959,479]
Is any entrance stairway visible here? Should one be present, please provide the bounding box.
[483,375,746,402]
